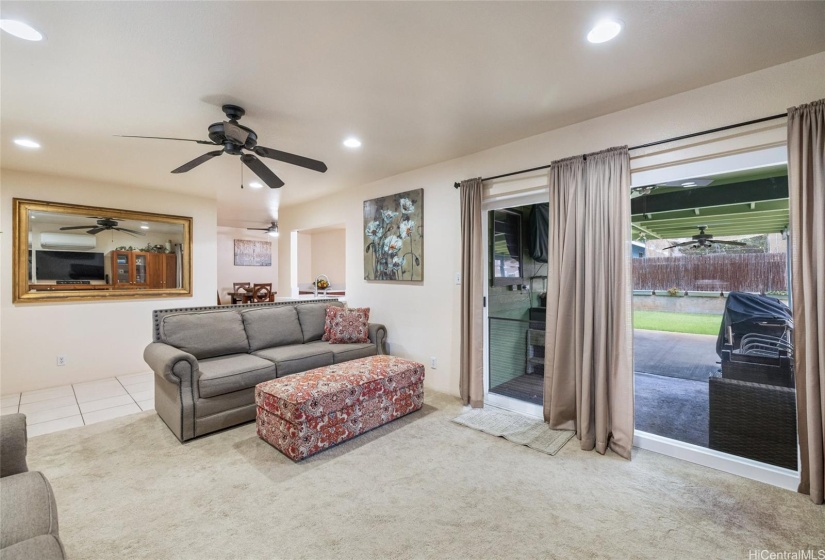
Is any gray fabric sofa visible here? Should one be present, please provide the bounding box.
[144,301,388,442]
[0,414,66,560]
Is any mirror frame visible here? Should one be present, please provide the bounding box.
[13,198,193,303]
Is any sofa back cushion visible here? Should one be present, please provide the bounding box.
[160,310,249,359]
[296,301,345,342]
[241,306,304,352]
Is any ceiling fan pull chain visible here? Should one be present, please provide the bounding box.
[240,159,243,189]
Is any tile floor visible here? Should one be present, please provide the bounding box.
[0,372,154,437]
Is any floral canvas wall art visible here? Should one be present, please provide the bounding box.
[234,239,272,266]
[364,188,423,281]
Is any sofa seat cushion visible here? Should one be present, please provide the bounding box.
[1,534,66,560]
[198,354,276,399]
[253,345,333,377]
[307,341,377,363]
[241,306,304,352]
[160,310,249,359]
[0,472,59,550]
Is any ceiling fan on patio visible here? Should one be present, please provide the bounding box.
[118,104,327,189]
[59,217,146,236]
[663,225,748,250]
[247,221,279,237]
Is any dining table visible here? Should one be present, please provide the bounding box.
[228,290,276,304]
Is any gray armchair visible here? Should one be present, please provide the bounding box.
[0,414,66,560]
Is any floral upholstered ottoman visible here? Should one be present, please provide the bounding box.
[255,355,425,461]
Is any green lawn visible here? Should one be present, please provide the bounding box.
[633,311,721,336]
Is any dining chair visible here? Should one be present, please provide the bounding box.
[250,283,273,303]
[231,282,251,304]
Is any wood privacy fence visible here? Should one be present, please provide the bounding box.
[632,253,787,292]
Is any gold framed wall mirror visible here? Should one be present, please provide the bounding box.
[13,198,193,303]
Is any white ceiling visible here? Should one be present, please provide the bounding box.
[2,1,824,228]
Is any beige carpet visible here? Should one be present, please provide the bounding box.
[27,391,824,560]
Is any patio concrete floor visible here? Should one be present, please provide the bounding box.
[633,330,719,381]
[491,329,717,446]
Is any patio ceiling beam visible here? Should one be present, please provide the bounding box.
[645,216,790,231]
[655,216,788,231]
[649,224,790,237]
[631,223,662,240]
[630,176,788,215]
[632,200,788,222]
[633,207,789,226]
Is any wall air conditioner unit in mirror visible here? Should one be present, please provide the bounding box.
[39,232,97,250]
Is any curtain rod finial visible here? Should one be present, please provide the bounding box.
[454,182,460,189]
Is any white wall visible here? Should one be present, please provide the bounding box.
[310,229,346,285]
[216,226,278,303]
[0,170,218,394]
[296,233,313,284]
[278,52,825,398]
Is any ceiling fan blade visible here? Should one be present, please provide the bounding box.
[59,225,94,230]
[663,240,696,250]
[171,150,224,174]
[86,227,106,235]
[246,228,270,231]
[711,240,748,246]
[114,227,146,236]
[117,135,216,145]
[253,146,327,173]
[241,154,285,188]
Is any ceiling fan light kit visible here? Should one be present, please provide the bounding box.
[121,105,327,189]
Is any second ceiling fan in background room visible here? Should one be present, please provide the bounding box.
[120,105,327,188]
[247,222,279,237]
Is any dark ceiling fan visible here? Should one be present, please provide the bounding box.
[664,225,748,250]
[247,222,279,237]
[118,104,327,189]
[59,217,146,237]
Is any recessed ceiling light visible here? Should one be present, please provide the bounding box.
[14,138,40,149]
[587,19,622,44]
[681,181,697,187]
[249,181,264,189]
[0,19,44,41]
[343,137,362,148]
[140,225,149,230]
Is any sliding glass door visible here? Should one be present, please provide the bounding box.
[483,193,549,415]
[631,163,798,474]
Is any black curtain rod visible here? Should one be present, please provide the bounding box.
[453,112,787,188]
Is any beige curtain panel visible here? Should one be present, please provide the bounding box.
[459,178,484,408]
[543,147,634,459]
[788,99,825,505]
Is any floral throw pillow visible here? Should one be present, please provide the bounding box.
[328,307,371,344]
[321,306,340,342]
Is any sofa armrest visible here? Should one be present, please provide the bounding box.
[1,413,28,478]
[144,342,199,386]
[368,323,388,355]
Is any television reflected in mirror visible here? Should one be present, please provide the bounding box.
[491,209,523,286]
[13,199,192,303]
